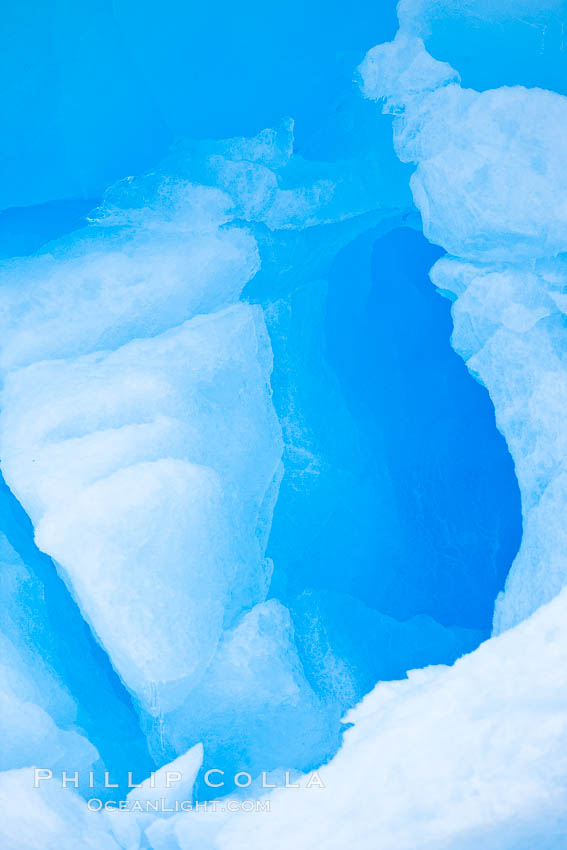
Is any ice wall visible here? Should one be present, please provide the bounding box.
[180,5,567,849]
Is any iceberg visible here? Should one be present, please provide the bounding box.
[1,0,563,845]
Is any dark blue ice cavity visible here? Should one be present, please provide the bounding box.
[267,225,521,635]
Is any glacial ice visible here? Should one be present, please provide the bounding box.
[434,254,567,633]
[0,475,156,793]
[1,0,565,845]
[0,618,97,777]
[0,186,258,372]
[0,527,143,791]
[0,119,422,788]
[0,303,283,713]
[0,155,285,735]
[0,769,121,850]
[161,599,339,790]
[149,588,567,850]
[187,5,567,848]
[290,590,482,711]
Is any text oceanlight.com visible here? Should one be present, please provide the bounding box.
[87,798,272,813]
[32,767,325,812]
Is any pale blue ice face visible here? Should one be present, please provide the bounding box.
[0,0,399,210]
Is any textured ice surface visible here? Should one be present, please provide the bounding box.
[0,186,258,372]
[148,589,567,850]
[361,35,567,263]
[1,304,281,712]
[0,150,285,731]
[432,256,567,632]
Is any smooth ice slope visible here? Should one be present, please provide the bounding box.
[1,304,280,712]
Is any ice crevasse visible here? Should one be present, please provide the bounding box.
[1,1,567,849]
[151,12,567,850]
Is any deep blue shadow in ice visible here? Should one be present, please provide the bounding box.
[327,226,521,629]
[267,225,521,642]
